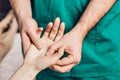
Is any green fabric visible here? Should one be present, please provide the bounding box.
[31,0,120,79]
[36,71,120,80]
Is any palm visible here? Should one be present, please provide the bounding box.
[41,36,53,48]
[24,18,65,71]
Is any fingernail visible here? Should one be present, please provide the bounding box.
[56,17,60,21]
[49,22,53,24]
[40,27,43,31]
[48,22,53,26]
[61,22,65,26]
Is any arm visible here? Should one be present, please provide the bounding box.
[9,64,39,80]
[10,45,64,80]
[48,0,116,72]
[9,0,42,54]
[9,0,32,22]
[73,0,116,39]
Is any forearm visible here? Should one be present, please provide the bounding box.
[73,0,116,40]
[9,64,40,80]
[9,0,32,22]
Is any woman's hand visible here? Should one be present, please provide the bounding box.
[24,17,65,72]
[0,10,18,61]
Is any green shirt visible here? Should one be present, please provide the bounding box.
[32,0,120,78]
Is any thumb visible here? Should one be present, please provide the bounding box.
[27,28,43,50]
[49,46,65,64]
[46,41,62,56]
[56,45,65,58]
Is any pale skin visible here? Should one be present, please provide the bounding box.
[9,0,116,72]
[0,10,18,62]
[10,18,65,80]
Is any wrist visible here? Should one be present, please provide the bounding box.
[72,22,89,41]
[22,63,40,78]
[18,16,32,25]
[14,9,32,25]
[10,63,40,80]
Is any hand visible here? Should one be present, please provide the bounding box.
[19,18,42,54]
[0,10,18,61]
[0,10,13,34]
[24,18,65,71]
[47,29,82,73]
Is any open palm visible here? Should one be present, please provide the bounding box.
[24,18,65,71]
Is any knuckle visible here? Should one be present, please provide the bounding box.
[74,57,80,64]
[73,52,81,64]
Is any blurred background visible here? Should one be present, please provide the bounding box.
[0,0,23,80]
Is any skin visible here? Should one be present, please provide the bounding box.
[9,0,116,72]
[0,10,18,62]
[10,18,65,80]
[47,0,116,72]
[9,0,41,54]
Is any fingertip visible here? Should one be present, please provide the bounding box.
[47,22,53,30]
[61,22,65,26]
[60,22,65,30]
[59,46,65,55]
[48,22,53,26]
[37,27,43,33]
[39,27,43,31]
[56,17,60,21]
[54,17,60,24]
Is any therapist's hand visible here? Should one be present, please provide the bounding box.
[47,0,116,73]
[19,18,42,54]
[47,29,82,73]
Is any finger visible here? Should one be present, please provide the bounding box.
[8,17,18,33]
[49,46,65,61]
[54,22,65,42]
[43,22,53,37]
[55,55,75,66]
[2,17,17,38]
[50,64,75,73]
[46,41,62,55]
[45,46,64,67]
[0,10,13,22]
[49,17,60,40]
[0,10,13,26]
[37,27,43,37]
[21,32,31,55]
[0,11,13,31]
[27,28,42,49]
